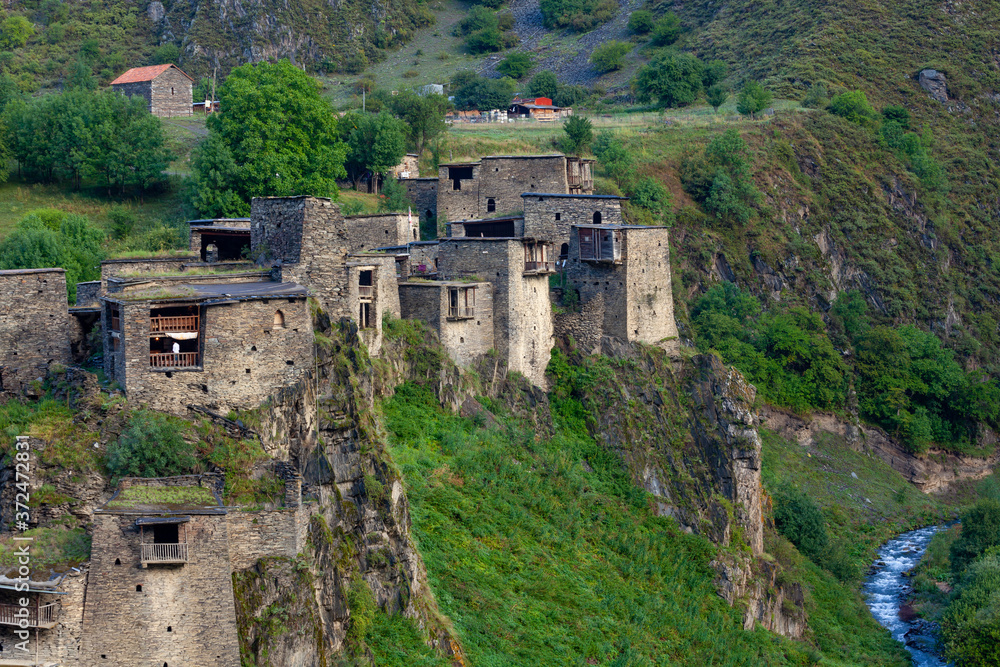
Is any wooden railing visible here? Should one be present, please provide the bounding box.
[149,352,199,368]
[150,315,199,333]
[448,307,474,319]
[0,602,58,628]
[358,285,374,299]
[524,261,556,273]
[141,542,189,564]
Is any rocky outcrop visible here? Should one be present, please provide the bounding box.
[714,555,807,638]
[761,406,1000,493]
[918,69,949,103]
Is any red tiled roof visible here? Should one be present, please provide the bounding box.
[111,64,193,85]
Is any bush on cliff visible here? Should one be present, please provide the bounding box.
[772,485,829,561]
[106,410,198,481]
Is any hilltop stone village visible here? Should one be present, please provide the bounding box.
[0,153,679,665]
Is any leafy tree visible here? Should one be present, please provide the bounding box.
[553,84,588,107]
[881,104,910,128]
[593,130,634,187]
[344,111,408,193]
[705,84,727,112]
[497,53,534,79]
[591,41,630,74]
[633,53,705,107]
[451,73,516,111]
[701,60,727,88]
[628,10,654,34]
[651,13,682,45]
[378,176,415,213]
[466,26,505,53]
[628,176,672,222]
[150,44,181,65]
[950,500,1000,573]
[0,210,105,302]
[681,129,761,223]
[941,548,1000,666]
[189,60,347,216]
[529,70,559,98]
[66,59,96,91]
[0,15,34,50]
[736,81,772,117]
[828,90,878,127]
[562,115,593,154]
[773,486,829,561]
[458,5,499,34]
[106,410,198,481]
[388,91,449,157]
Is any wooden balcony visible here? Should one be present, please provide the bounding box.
[141,542,189,566]
[150,315,199,333]
[524,260,556,274]
[358,285,374,300]
[0,602,58,629]
[149,352,199,368]
[447,307,475,320]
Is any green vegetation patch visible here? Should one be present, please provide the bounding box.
[106,484,217,509]
[0,527,91,572]
[385,381,831,665]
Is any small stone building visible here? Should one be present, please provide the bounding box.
[100,279,312,414]
[345,212,420,251]
[399,280,494,367]
[437,154,595,223]
[556,224,678,353]
[398,177,439,231]
[522,193,627,258]
[448,214,525,239]
[188,218,252,263]
[0,268,72,393]
[81,474,240,666]
[437,237,554,387]
[111,63,194,118]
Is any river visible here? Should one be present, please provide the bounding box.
[863,525,950,667]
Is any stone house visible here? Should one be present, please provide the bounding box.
[555,224,678,353]
[437,154,595,223]
[0,268,73,394]
[100,279,312,415]
[521,193,627,259]
[437,237,555,387]
[398,177,438,229]
[399,280,494,367]
[187,218,252,262]
[81,474,240,666]
[448,214,525,239]
[110,63,194,118]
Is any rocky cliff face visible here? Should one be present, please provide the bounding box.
[762,406,1000,493]
[145,0,432,78]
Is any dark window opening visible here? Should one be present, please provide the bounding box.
[136,585,143,592]
[167,627,172,632]
[555,213,561,221]
[560,243,569,261]
[487,198,496,213]
[273,310,285,329]
[593,211,602,225]
[449,166,474,191]
[425,209,433,220]
[359,270,374,301]
[200,232,249,262]
[448,287,475,319]
[152,524,179,544]
[463,220,515,237]
[114,558,121,565]
[359,302,373,329]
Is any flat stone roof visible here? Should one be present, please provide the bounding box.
[399,176,439,181]
[400,280,490,287]
[572,223,669,230]
[482,154,565,159]
[344,213,408,219]
[521,193,627,200]
[186,218,251,225]
[103,255,197,265]
[189,226,252,234]
[104,280,309,304]
[451,215,524,224]
[0,267,65,275]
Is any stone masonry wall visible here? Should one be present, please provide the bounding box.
[0,571,86,665]
[398,282,494,367]
[76,281,101,307]
[438,239,552,387]
[345,213,418,252]
[522,194,625,247]
[408,243,440,275]
[227,507,307,571]
[101,257,197,292]
[437,163,481,223]
[477,156,570,218]
[80,513,240,666]
[348,254,399,356]
[399,178,438,228]
[624,228,679,350]
[148,67,193,117]
[109,296,312,415]
[104,271,271,296]
[0,269,72,393]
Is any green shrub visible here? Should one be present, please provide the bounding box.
[705,84,727,111]
[773,486,829,561]
[628,10,654,34]
[633,52,705,107]
[736,81,772,117]
[106,410,198,480]
[651,13,682,45]
[828,90,878,127]
[540,0,617,31]
[950,500,1000,574]
[628,176,672,222]
[528,70,558,98]
[801,81,829,108]
[591,41,630,74]
[497,52,533,78]
[562,115,593,154]
[941,548,1000,666]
